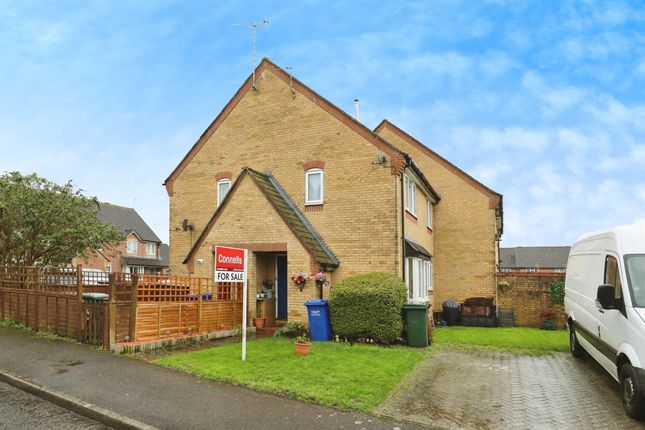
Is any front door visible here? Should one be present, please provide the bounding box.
[277,255,288,319]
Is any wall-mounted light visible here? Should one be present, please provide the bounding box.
[196,258,204,265]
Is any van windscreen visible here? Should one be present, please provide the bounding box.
[625,254,645,308]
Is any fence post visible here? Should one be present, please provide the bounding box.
[34,268,40,331]
[129,274,139,342]
[76,265,84,342]
[108,273,116,348]
[198,278,203,334]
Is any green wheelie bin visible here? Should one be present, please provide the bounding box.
[404,303,429,347]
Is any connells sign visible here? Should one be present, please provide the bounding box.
[214,246,247,282]
[214,245,249,361]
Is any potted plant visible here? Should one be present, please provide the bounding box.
[497,280,511,294]
[312,271,326,286]
[254,307,266,328]
[291,271,307,291]
[294,335,312,356]
[540,308,557,330]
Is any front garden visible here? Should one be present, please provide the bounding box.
[156,336,427,412]
[154,272,569,412]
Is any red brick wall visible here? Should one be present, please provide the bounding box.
[496,272,566,329]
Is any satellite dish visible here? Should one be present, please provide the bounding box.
[182,219,194,232]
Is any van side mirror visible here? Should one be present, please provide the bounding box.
[596,284,616,309]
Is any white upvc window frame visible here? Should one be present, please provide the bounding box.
[126,239,138,254]
[305,168,324,205]
[427,199,433,229]
[404,174,417,217]
[146,243,157,256]
[217,179,231,207]
[405,257,432,303]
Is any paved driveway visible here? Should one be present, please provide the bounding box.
[377,347,645,429]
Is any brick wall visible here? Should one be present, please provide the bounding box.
[496,272,566,328]
[376,124,500,310]
[169,68,401,285]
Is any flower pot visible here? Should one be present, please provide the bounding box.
[254,317,266,328]
[542,319,555,330]
[294,341,312,356]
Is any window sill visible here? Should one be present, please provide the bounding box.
[305,204,324,213]
[405,211,418,223]
[405,209,417,218]
[427,226,433,232]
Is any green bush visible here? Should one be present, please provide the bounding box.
[550,281,565,304]
[328,272,407,344]
[274,322,308,338]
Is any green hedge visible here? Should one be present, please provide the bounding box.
[328,272,407,344]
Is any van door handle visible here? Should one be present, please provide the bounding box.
[598,309,604,313]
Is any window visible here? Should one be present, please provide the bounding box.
[305,169,324,205]
[427,199,433,229]
[405,257,432,303]
[146,243,157,256]
[604,255,623,299]
[217,179,231,207]
[404,175,417,216]
[128,266,144,274]
[105,264,112,273]
[126,239,138,254]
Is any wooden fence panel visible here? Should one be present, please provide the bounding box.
[1,267,241,348]
[115,303,132,342]
[82,302,106,345]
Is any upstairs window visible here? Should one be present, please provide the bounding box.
[126,239,138,254]
[217,179,231,207]
[404,174,417,216]
[427,199,433,229]
[306,169,324,205]
[146,243,157,256]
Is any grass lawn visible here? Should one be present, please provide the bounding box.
[155,337,427,412]
[433,326,569,354]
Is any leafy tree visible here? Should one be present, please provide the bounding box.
[0,172,122,266]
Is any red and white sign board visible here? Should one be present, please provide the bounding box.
[214,246,247,283]
[214,245,249,361]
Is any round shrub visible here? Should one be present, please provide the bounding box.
[328,272,407,344]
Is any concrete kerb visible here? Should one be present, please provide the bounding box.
[0,368,158,430]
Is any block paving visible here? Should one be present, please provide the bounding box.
[378,347,644,429]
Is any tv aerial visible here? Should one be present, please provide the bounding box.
[234,17,270,90]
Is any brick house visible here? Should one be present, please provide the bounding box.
[164,59,503,323]
[499,246,570,274]
[73,203,169,275]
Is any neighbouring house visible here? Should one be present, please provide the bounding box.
[73,203,169,274]
[164,58,503,323]
[499,246,570,274]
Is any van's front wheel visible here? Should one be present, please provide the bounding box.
[620,363,645,420]
[569,323,585,358]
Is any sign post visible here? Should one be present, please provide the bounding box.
[214,246,248,361]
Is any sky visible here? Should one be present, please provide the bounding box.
[1,0,644,247]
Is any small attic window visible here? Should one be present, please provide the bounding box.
[305,169,323,205]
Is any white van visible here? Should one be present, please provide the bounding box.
[565,223,645,420]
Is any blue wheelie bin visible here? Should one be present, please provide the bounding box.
[304,299,332,341]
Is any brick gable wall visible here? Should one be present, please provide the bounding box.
[376,126,498,309]
[169,69,401,284]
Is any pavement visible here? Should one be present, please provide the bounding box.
[0,380,109,430]
[0,327,423,430]
[378,345,645,429]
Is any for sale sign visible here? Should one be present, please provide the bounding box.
[214,246,247,283]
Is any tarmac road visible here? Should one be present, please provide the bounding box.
[0,381,109,430]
